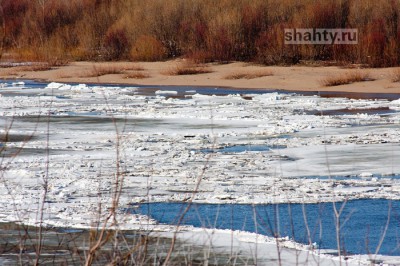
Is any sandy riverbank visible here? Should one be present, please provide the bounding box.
[1,60,400,94]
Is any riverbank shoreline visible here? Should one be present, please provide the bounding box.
[1,60,400,94]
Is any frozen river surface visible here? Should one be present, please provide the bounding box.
[1,80,400,262]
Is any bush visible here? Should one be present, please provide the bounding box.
[185,50,214,64]
[103,27,129,60]
[3,0,400,66]
[130,35,167,62]
[320,71,374,87]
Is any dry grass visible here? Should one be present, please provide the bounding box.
[20,64,53,72]
[18,60,70,72]
[4,0,400,66]
[124,71,150,79]
[46,58,70,67]
[224,70,273,80]
[320,71,374,87]
[87,65,123,77]
[85,64,145,77]
[391,68,400,82]
[166,62,212,76]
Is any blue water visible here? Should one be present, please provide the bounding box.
[131,199,400,256]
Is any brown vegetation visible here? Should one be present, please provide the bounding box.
[166,62,212,75]
[1,0,400,67]
[321,71,374,87]
[19,64,53,72]
[86,64,143,77]
[124,71,150,79]
[391,68,400,82]
[224,70,273,79]
[87,65,125,77]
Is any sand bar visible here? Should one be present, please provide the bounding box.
[1,60,400,94]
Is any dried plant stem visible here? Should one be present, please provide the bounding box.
[163,108,217,265]
[34,92,54,266]
[374,201,391,257]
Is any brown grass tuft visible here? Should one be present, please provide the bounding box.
[391,68,400,82]
[19,63,54,72]
[320,71,374,87]
[46,58,70,67]
[85,64,145,77]
[124,71,150,79]
[18,60,69,72]
[87,65,123,77]
[166,62,212,76]
[224,70,273,80]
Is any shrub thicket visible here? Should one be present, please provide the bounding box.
[1,0,400,67]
